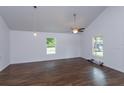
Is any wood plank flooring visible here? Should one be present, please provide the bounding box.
[0,58,124,86]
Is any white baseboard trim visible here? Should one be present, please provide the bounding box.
[10,57,82,65]
[0,64,9,72]
[81,57,124,73]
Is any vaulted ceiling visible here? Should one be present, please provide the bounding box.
[0,6,106,33]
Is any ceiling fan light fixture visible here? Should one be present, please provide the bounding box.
[72,13,79,34]
[72,28,78,34]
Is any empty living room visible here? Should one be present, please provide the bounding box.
[0,5,124,87]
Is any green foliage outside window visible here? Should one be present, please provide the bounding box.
[47,38,56,48]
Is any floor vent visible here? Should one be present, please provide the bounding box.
[87,59,103,66]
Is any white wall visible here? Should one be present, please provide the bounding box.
[80,6,124,72]
[0,16,10,71]
[10,31,81,64]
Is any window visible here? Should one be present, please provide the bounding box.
[46,37,56,54]
[92,36,103,57]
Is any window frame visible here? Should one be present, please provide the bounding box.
[92,36,103,58]
[46,37,56,55]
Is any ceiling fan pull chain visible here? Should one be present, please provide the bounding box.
[73,13,76,27]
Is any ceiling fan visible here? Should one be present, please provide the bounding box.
[71,13,85,33]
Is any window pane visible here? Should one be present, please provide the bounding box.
[46,38,56,54]
[92,36,103,57]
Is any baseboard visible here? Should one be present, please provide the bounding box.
[10,57,82,65]
[103,64,124,73]
[0,64,9,72]
[80,57,124,74]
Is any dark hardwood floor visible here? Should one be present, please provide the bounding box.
[0,58,124,86]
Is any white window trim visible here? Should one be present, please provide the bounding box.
[92,36,103,58]
[46,37,56,55]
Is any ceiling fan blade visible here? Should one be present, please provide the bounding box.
[78,28,85,32]
[78,28,85,31]
[79,30,84,32]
